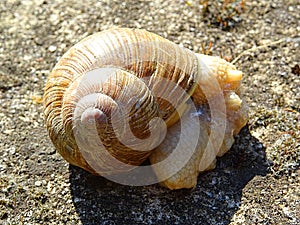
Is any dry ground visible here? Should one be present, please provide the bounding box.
[0,0,299,224]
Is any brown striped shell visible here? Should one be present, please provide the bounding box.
[43,28,248,189]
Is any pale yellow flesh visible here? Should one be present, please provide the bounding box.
[150,104,210,189]
[149,54,248,190]
[150,94,248,190]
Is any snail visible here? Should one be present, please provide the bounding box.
[43,28,248,190]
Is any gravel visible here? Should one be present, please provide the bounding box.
[0,0,299,224]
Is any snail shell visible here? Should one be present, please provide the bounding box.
[43,28,248,189]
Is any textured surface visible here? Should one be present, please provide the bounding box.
[0,0,299,224]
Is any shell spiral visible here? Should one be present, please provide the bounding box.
[43,28,203,174]
[43,28,248,188]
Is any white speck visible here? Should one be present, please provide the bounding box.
[48,45,57,52]
[74,197,81,203]
[24,55,32,60]
[35,181,42,186]
[8,147,16,154]
[211,177,218,185]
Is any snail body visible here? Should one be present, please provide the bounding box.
[43,28,248,189]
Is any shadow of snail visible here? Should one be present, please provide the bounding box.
[69,125,269,224]
[43,27,248,190]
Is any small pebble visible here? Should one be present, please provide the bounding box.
[48,45,57,52]
[35,181,42,187]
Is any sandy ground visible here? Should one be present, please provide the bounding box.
[0,0,299,224]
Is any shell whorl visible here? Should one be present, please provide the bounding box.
[43,28,201,174]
